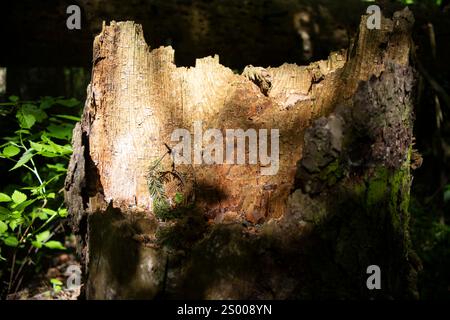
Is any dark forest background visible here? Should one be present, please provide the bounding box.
[0,0,449,299]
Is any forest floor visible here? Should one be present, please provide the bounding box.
[6,241,82,300]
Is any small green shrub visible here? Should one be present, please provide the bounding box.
[0,95,80,297]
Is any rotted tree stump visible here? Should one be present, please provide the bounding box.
[65,8,421,299]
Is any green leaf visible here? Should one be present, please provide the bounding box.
[41,208,57,216]
[36,230,50,243]
[30,140,68,157]
[10,149,34,170]
[0,221,8,234]
[3,236,19,247]
[38,152,59,158]
[0,193,12,202]
[56,98,79,108]
[47,163,67,172]
[3,145,20,157]
[16,110,36,129]
[55,114,81,121]
[9,219,22,231]
[58,208,68,217]
[31,240,42,249]
[50,278,63,286]
[24,104,47,122]
[40,134,72,154]
[16,104,48,128]
[46,124,74,140]
[44,241,65,250]
[23,185,44,196]
[33,209,48,221]
[46,193,56,199]
[0,206,10,219]
[29,141,44,152]
[9,95,19,102]
[15,129,30,135]
[11,190,27,204]
[12,199,35,212]
[39,97,56,110]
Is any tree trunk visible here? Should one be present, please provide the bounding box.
[65,8,421,299]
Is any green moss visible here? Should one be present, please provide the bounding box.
[319,159,344,186]
[389,170,403,229]
[366,168,389,207]
[388,149,412,231]
[354,184,366,199]
[347,162,411,232]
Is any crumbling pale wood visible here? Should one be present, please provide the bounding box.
[81,21,345,221]
[80,13,410,222]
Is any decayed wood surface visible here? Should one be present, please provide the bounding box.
[65,9,419,299]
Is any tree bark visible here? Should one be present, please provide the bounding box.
[65,8,420,299]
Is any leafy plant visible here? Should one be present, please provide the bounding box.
[50,278,63,294]
[0,95,80,297]
[147,157,169,203]
[147,154,188,221]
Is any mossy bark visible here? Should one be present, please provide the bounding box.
[65,9,420,299]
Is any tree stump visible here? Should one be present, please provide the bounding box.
[65,8,420,299]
